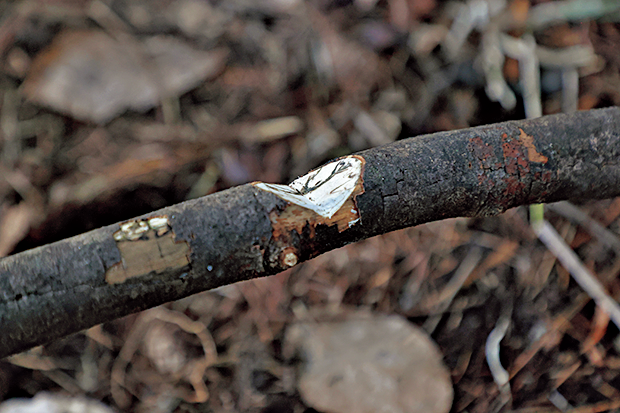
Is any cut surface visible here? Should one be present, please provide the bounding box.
[255,156,364,219]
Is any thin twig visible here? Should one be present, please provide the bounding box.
[533,220,620,330]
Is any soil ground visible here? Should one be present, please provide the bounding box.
[1,0,620,412]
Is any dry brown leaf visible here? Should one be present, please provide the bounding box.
[143,36,228,98]
[23,30,158,124]
[23,30,227,124]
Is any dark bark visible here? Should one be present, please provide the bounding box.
[2,107,620,358]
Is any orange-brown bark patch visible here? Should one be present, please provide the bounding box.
[270,196,361,238]
[518,128,548,163]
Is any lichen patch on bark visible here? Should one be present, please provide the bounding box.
[105,216,190,284]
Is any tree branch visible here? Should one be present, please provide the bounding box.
[2,107,620,358]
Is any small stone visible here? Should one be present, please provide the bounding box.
[0,392,115,413]
[286,313,453,413]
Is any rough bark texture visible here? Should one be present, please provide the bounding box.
[1,107,620,358]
